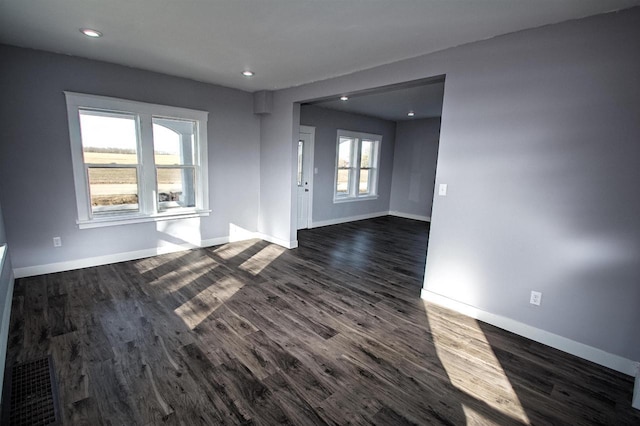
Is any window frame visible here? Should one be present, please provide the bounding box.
[64,92,210,229]
[333,129,381,203]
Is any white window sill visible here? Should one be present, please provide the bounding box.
[77,209,211,229]
[333,195,379,204]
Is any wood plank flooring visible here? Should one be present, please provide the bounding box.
[4,216,639,425]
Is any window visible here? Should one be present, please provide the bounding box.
[65,92,209,228]
[297,139,304,186]
[334,130,381,202]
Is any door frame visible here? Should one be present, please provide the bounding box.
[298,125,315,229]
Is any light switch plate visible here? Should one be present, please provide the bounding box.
[438,183,448,196]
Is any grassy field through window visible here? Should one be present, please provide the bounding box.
[85,151,183,208]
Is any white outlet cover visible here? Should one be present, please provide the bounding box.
[438,183,448,196]
[53,237,62,247]
[530,290,542,306]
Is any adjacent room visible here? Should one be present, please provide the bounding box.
[1,1,639,424]
[295,77,444,231]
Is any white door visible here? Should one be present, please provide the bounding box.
[297,126,314,230]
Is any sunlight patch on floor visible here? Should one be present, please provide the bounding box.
[213,239,259,260]
[239,244,285,275]
[132,251,192,274]
[174,276,244,329]
[151,263,220,294]
[424,301,530,425]
[139,252,219,294]
[461,404,503,425]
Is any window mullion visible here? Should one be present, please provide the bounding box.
[353,138,361,198]
[83,164,93,219]
[138,113,157,215]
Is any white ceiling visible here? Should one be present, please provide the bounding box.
[310,81,445,122]
[1,1,639,92]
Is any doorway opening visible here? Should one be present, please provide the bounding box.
[294,75,445,240]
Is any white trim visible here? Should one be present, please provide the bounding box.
[0,245,15,408]
[77,209,211,229]
[633,367,640,409]
[389,211,431,222]
[64,91,209,228]
[15,236,238,278]
[308,211,431,228]
[298,125,315,229]
[311,211,389,229]
[0,245,7,275]
[256,233,298,249]
[333,195,379,204]
[333,129,382,202]
[12,232,303,278]
[27,213,422,274]
[421,289,638,377]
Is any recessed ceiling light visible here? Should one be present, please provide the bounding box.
[407,111,415,117]
[80,28,102,38]
[242,70,255,77]
[340,96,349,101]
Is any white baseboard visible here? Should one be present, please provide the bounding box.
[311,211,389,228]
[12,210,420,278]
[389,211,431,222]
[311,210,430,229]
[14,235,247,278]
[256,233,298,249]
[634,370,640,410]
[13,230,303,279]
[421,289,638,377]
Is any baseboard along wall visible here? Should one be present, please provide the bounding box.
[14,236,236,278]
[421,289,639,378]
[311,210,430,229]
[16,210,425,277]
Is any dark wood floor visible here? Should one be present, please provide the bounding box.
[4,216,639,425]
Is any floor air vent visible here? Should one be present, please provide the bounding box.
[3,356,60,426]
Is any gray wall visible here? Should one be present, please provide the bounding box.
[258,97,298,246]
[0,44,261,270]
[259,8,640,361]
[390,118,440,218]
[300,105,396,223]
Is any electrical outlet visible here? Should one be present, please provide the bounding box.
[530,290,542,306]
[53,237,62,247]
[438,183,448,196]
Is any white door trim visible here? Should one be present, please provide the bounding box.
[299,125,315,229]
